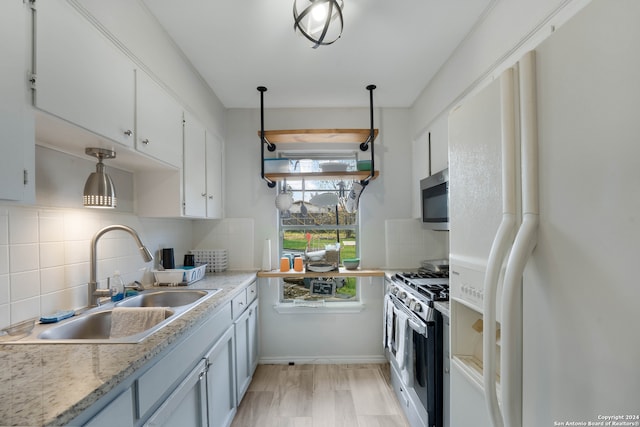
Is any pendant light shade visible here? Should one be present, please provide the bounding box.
[293,0,344,49]
[83,148,117,208]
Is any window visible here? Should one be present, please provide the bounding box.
[278,153,360,304]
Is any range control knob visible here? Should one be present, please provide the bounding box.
[413,302,422,313]
[397,291,407,300]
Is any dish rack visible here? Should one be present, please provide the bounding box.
[153,264,207,286]
[190,249,228,272]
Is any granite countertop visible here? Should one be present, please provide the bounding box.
[0,271,257,427]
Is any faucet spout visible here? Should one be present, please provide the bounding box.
[88,225,154,307]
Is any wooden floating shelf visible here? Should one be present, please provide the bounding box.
[264,171,379,182]
[259,128,379,144]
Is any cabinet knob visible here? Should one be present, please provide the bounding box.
[208,195,213,199]
[201,193,207,197]
[124,130,132,136]
[142,139,150,145]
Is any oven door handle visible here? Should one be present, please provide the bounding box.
[407,318,427,337]
[389,294,429,337]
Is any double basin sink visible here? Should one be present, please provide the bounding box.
[9,289,221,344]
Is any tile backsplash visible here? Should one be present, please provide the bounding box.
[0,205,194,329]
[385,219,449,269]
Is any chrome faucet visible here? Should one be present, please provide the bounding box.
[88,225,154,307]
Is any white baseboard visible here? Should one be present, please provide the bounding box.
[258,355,388,365]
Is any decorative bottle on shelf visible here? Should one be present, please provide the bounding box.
[110,271,125,302]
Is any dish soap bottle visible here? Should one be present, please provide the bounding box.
[110,271,125,302]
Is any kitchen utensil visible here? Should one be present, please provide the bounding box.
[342,258,360,270]
[310,192,340,207]
[161,248,175,269]
[306,250,326,261]
[184,254,195,267]
[275,190,293,211]
[346,182,365,213]
[261,239,272,271]
[357,160,372,171]
[306,262,336,272]
[280,257,290,272]
[320,162,348,172]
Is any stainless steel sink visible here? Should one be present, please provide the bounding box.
[3,288,221,344]
[37,308,174,340]
[116,290,208,308]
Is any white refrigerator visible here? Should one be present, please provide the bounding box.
[448,1,640,426]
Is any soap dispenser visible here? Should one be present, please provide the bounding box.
[110,271,125,302]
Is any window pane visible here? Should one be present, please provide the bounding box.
[282,229,357,261]
[281,277,358,302]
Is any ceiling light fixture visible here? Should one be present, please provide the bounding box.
[83,147,117,208]
[293,0,344,49]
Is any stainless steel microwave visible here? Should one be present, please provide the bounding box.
[420,168,449,230]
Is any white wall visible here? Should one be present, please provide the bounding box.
[258,277,386,363]
[216,106,445,270]
[410,0,591,139]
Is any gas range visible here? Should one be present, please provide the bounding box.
[388,265,450,322]
[393,270,450,302]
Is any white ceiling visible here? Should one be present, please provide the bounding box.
[142,0,493,109]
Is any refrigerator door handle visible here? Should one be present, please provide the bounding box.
[483,215,514,427]
[501,50,539,427]
[483,67,518,427]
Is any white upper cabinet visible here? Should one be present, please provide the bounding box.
[205,130,223,219]
[183,111,207,217]
[0,0,35,203]
[137,113,224,219]
[34,0,135,148]
[135,70,183,168]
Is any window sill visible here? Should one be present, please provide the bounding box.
[258,268,384,278]
[273,301,365,314]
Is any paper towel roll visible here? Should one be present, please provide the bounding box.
[261,239,272,271]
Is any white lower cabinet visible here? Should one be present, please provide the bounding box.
[144,360,208,427]
[205,327,237,427]
[235,299,259,403]
[85,388,135,427]
[75,283,258,427]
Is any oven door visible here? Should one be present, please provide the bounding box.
[409,308,443,427]
[387,295,415,380]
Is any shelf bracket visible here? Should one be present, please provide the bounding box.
[360,84,376,186]
[258,86,276,188]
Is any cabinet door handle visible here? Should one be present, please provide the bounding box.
[201,193,206,197]
[142,139,150,145]
[124,130,132,136]
[208,195,213,199]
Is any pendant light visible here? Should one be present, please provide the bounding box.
[293,0,344,49]
[83,147,117,208]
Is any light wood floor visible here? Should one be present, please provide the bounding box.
[231,363,410,427]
